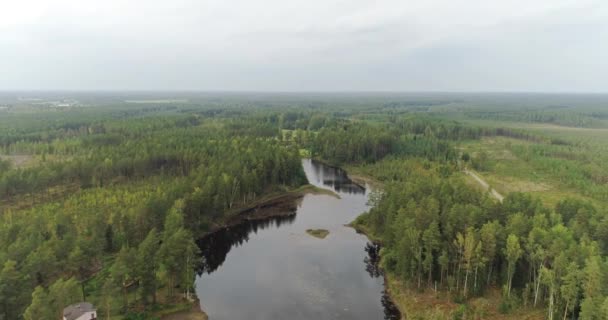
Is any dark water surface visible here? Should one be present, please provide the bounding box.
[195,159,400,320]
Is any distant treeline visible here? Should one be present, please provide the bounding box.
[306,118,556,166]
[463,110,608,128]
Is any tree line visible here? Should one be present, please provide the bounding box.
[355,158,608,319]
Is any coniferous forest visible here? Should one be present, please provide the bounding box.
[1,93,608,319]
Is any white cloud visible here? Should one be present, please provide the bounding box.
[0,0,606,91]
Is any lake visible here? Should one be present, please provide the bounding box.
[195,159,400,320]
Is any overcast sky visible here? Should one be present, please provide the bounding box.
[1,0,607,92]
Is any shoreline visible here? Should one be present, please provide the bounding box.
[159,297,208,320]
[345,169,406,320]
[350,221,405,320]
[182,184,338,320]
[341,164,385,189]
[348,171,543,320]
[189,166,395,320]
[201,184,339,237]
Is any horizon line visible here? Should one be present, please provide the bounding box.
[1,89,608,95]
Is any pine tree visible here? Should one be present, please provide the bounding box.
[111,246,136,309]
[101,278,120,320]
[0,260,24,319]
[136,229,160,307]
[48,277,81,320]
[23,286,54,320]
[422,222,441,286]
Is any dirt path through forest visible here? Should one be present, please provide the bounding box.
[464,169,504,202]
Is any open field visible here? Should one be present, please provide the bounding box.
[457,134,608,208]
[0,154,33,168]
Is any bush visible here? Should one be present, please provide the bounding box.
[472,298,490,318]
[498,295,521,314]
[498,299,511,314]
[452,294,466,304]
[451,304,467,320]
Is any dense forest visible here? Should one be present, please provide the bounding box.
[0,106,306,319]
[354,158,608,319]
[1,92,608,319]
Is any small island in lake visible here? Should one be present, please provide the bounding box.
[306,229,330,239]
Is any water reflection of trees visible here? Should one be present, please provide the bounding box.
[363,242,401,320]
[197,160,395,318]
[364,242,382,278]
[196,214,296,275]
[197,159,367,276]
[323,180,366,194]
[309,159,366,194]
[382,290,401,320]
